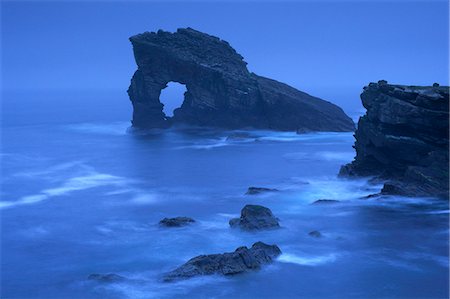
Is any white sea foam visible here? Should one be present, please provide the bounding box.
[65,121,130,136]
[0,171,128,209]
[284,151,354,162]
[278,253,338,266]
[13,161,87,178]
[130,193,158,205]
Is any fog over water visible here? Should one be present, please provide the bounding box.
[1,0,449,298]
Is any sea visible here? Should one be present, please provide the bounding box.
[1,90,448,299]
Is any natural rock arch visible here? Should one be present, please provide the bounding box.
[128,28,355,132]
[160,82,186,118]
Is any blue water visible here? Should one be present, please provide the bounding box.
[1,90,448,299]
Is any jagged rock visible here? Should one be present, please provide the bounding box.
[312,199,340,205]
[340,81,449,198]
[308,230,322,238]
[127,28,355,132]
[245,186,279,195]
[163,242,281,282]
[88,273,125,283]
[229,205,280,230]
[159,217,195,227]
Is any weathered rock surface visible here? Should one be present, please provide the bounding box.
[308,230,322,238]
[159,217,195,227]
[340,81,449,198]
[245,186,279,195]
[88,273,125,283]
[229,205,280,230]
[128,28,355,131]
[312,199,340,205]
[163,242,281,282]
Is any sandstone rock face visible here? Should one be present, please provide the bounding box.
[127,28,355,131]
[229,205,280,230]
[340,81,449,198]
[163,242,281,282]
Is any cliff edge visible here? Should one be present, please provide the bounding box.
[340,80,449,198]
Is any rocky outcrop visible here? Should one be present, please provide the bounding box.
[163,242,281,282]
[229,205,280,230]
[159,217,195,227]
[245,187,279,195]
[312,199,340,205]
[127,28,355,131]
[340,81,449,198]
[88,273,125,283]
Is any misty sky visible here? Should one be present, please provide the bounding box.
[2,0,449,114]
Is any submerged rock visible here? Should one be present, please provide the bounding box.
[163,242,281,282]
[229,205,280,230]
[312,199,340,205]
[308,230,322,238]
[159,217,196,227]
[340,81,449,198]
[88,273,125,283]
[245,186,279,195]
[127,28,355,132]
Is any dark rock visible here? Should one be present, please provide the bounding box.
[308,231,322,238]
[88,273,125,283]
[312,199,340,205]
[433,83,440,87]
[359,193,381,199]
[340,81,449,198]
[245,186,279,195]
[163,241,281,282]
[159,217,195,227]
[127,28,355,132]
[229,205,280,230]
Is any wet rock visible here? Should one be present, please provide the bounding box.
[88,273,125,283]
[308,230,322,238]
[229,205,280,230]
[127,28,355,132]
[163,241,281,282]
[246,187,279,195]
[312,199,340,205]
[360,193,381,199]
[159,217,195,227]
[340,81,449,198]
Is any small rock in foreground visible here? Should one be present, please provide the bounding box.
[246,187,279,195]
[308,231,322,238]
[88,273,125,283]
[163,242,281,282]
[312,199,340,205]
[159,217,196,227]
[229,205,280,230]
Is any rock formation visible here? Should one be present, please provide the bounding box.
[229,205,280,230]
[163,242,281,282]
[340,81,449,198]
[127,28,355,131]
[245,187,279,195]
[88,273,125,283]
[159,217,195,227]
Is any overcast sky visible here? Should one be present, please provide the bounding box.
[2,0,448,113]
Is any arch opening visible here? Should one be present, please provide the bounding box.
[160,82,187,118]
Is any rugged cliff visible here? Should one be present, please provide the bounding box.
[340,81,449,198]
[127,28,355,131]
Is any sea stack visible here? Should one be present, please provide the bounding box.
[127,28,355,132]
[340,80,449,198]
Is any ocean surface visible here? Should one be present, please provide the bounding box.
[1,90,449,299]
